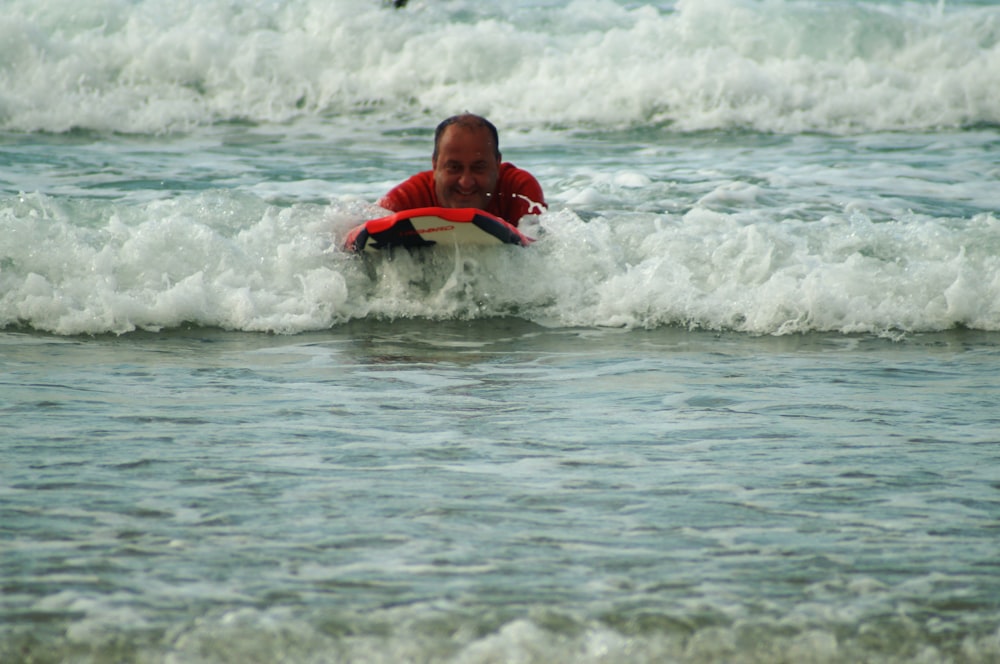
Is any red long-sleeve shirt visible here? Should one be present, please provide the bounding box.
[379,163,545,227]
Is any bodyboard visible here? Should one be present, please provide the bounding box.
[344,207,532,254]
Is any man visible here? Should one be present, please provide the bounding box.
[379,114,546,227]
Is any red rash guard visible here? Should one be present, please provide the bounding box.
[379,163,546,227]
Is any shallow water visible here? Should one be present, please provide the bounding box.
[4,323,1000,662]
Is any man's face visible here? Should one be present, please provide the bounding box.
[432,125,500,210]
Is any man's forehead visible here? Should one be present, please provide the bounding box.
[440,125,494,149]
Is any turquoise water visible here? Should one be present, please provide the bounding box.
[3,1,1000,662]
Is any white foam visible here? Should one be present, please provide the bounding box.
[2,0,998,134]
[110,604,1000,663]
[4,191,997,336]
[0,192,361,334]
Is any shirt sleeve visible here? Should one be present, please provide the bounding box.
[378,171,437,211]
[498,164,546,225]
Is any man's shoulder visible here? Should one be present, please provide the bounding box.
[499,161,533,177]
[499,162,541,188]
[379,170,435,210]
[496,162,546,220]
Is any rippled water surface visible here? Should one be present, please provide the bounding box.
[4,323,1000,662]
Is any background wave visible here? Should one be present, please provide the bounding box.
[2,0,998,134]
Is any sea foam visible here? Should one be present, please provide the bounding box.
[2,0,998,134]
[3,191,998,336]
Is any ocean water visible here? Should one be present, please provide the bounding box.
[2,0,1000,662]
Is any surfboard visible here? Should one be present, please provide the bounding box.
[344,207,533,254]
